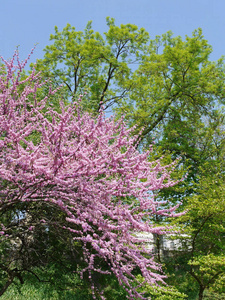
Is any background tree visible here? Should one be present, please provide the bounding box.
[164,122,225,299]
[34,17,149,112]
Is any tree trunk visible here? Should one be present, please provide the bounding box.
[153,233,162,262]
[198,285,205,300]
[0,276,14,297]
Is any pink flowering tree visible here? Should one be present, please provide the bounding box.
[0,51,184,299]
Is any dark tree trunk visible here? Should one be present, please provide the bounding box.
[198,285,205,300]
[0,276,14,297]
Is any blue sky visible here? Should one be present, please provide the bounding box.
[1,0,225,64]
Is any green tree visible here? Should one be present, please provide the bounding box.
[165,132,225,299]
[34,17,149,112]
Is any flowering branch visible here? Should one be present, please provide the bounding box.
[0,51,184,299]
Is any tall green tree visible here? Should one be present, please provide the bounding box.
[34,17,149,112]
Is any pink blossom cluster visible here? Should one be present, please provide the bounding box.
[0,51,183,299]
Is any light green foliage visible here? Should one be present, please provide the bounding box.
[168,156,225,299]
[135,274,187,299]
[189,254,225,290]
[119,29,225,133]
[34,17,149,112]
[117,29,225,175]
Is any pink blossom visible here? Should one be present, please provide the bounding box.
[0,51,185,299]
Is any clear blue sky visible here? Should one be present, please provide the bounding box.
[1,0,225,64]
